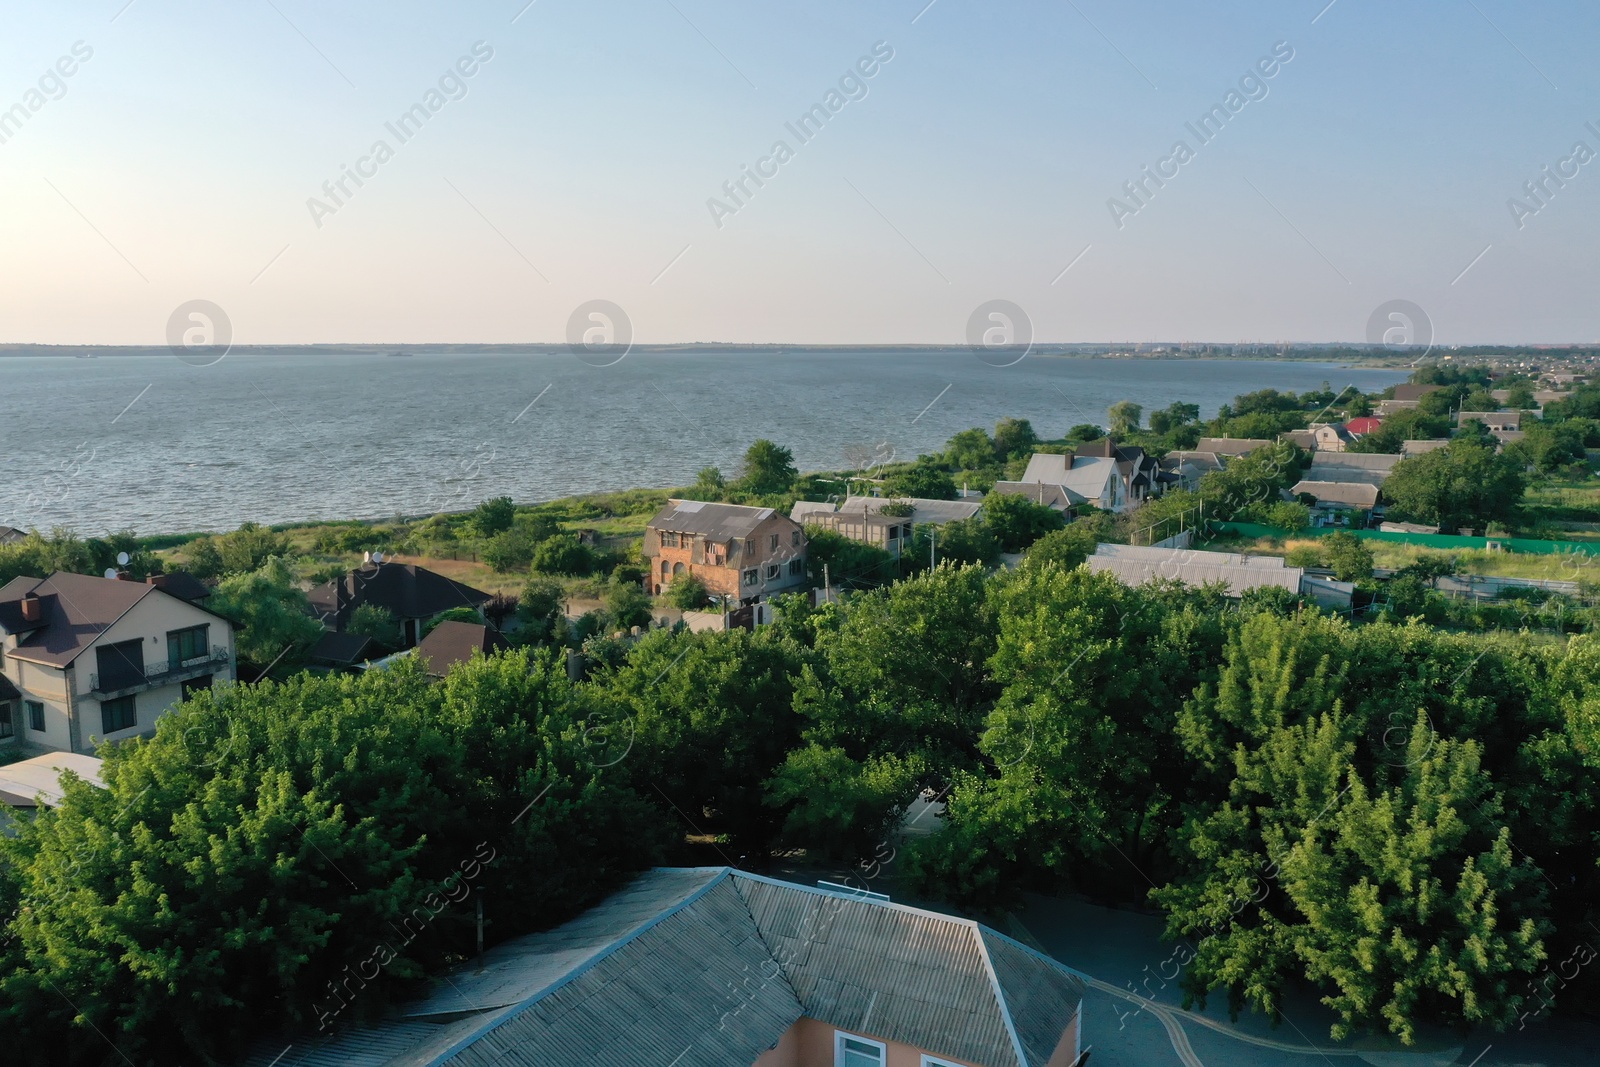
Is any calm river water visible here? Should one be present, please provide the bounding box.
[0,350,1405,535]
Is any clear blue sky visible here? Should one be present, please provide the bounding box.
[2,0,1596,344]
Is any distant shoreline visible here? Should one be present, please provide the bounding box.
[0,342,1455,367]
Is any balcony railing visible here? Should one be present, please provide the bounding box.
[88,645,233,697]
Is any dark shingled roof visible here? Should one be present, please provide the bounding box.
[146,570,212,603]
[0,673,19,701]
[307,562,491,629]
[0,572,159,668]
[309,631,375,666]
[238,868,1087,1067]
[414,621,507,676]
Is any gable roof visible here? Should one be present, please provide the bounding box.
[1019,454,1117,501]
[413,621,508,676]
[0,525,25,545]
[241,868,1086,1067]
[1194,437,1272,456]
[307,562,491,627]
[648,500,786,541]
[1401,439,1449,457]
[1291,480,1381,507]
[1392,383,1443,402]
[1459,409,1522,428]
[0,572,163,668]
[1344,417,1383,435]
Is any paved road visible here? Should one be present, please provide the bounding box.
[1014,894,1598,1067]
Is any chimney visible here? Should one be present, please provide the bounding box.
[20,593,41,622]
[146,574,170,589]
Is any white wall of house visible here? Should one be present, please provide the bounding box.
[3,590,234,755]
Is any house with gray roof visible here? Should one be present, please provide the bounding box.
[790,496,981,560]
[1087,543,1304,598]
[240,866,1087,1067]
[1194,436,1272,457]
[1018,453,1126,511]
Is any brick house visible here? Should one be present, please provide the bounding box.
[644,500,808,603]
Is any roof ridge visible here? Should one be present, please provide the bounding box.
[972,924,1031,1067]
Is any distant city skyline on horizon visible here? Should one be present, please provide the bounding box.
[3,1,1597,346]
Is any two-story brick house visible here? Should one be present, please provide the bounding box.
[644,500,808,603]
[0,572,235,755]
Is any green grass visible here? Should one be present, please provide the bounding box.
[1205,532,1597,583]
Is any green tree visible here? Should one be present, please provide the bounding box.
[1148,402,1200,436]
[532,534,597,576]
[664,573,709,610]
[982,492,1066,552]
[1321,531,1373,582]
[1108,400,1143,436]
[802,526,896,588]
[1022,516,1109,570]
[885,464,957,500]
[945,427,997,471]
[206,557,324,670]
[605,579,653,630]
[515,575,567,642]
[348,603,403,650]
[469,496,517,537]
[992,417,1038,462]
[1065,423,1105,443]
[738,440,798,495]
[594,627,808,855]
[1382,437,1527,533]
[0,651,665,1063]
[910,517,998,567]
[691,466,726,500]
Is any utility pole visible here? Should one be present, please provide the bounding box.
[930,527,936,570]
[823,562,831,604]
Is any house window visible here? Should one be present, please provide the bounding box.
[744,539,756,557]
[167,624,210,668]
[0,704,12,740]
[27,700,45,733]
[770,533,780,551]
[835,1032,886,1067]
[101,696,137,734]
[661,560,670,576]
[788,559,803,577]
[743,568,758,586]
[96,639,145,691]
[661,532,679,548]
[181,675,213,700]
[792,529,801,546]
[765,564,779,580]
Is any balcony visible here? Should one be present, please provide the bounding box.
[88,645,233,698]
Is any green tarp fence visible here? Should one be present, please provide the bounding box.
[1212,522,1600,556]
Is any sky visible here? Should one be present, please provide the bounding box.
[2,0,1597,346]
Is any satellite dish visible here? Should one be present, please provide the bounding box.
[372,551,384,564]
[116,551,130,566]
[104,568,118,579]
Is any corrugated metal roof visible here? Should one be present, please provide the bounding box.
[237,868,1087,1067]
[1303,464,1389,486]
[648,500,780,539]
[1088,544,1302,596]
[1291,480,1381,507]
[1309,452,1400,471]
[1194,437,1272,456]
[835,497,983,525]
[1019,455,1116,501]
